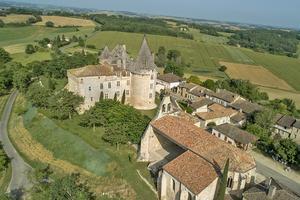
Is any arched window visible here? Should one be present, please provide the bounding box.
[172,179,175,192]
[167,103,171,112]
[162,104,166,112]
[227,177,233,188]
[187,192,193,200]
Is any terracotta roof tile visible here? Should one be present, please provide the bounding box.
[196,104,237,120]
[158,73,184,83]
[163,151,218,195]
[151,116,256,172]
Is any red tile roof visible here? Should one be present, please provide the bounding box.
[163,151,218,195]
[151,116,255,172]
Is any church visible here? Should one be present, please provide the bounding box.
[67,36,157,111]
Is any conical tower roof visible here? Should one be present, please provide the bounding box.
[100,46,111,60]
[132,36,156,72]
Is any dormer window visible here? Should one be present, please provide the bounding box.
[108,82,111,88]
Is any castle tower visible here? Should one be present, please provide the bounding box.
[130,36,157,110]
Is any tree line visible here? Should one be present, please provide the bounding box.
[90,14,194,40]
[228,29,300,57]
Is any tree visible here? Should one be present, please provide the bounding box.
[187,75,202,85]
[99,91,104,101]
[215,159,229,200]
[48,90,84,120]
[0,68,14,95]
[164,61,184,77]
[0,143,9,172]
[47,78,56,91]
[219,65,227,72]
[30,173,95,200]
[202,79,216,91]
[26,83,51,108]
[45,21,54,27]
[167,49,181,63]
[0,19,4,28]
[113,92,117,101]
[78,37,85,47]
[253,109,275,130]
[25,44,36,54]
[121,90,126,104]
[0,48,12,63]
[155,46,167,67]
[13,68,31,93]
[274,139,298,164]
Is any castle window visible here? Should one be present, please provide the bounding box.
[218,133,221,138]
[149,93,153,98]
[88,86,91,91]
[91,97,93,101]
[104,93,109,99]
[117,81,120,87]
[224,136,227,141]
[151,74,154,80]
[100,83,103,90]
[126,90,130,95]
[150,84,153,89]
[127,80,130,86]
[108,82,111,89]
[116,91,120,97]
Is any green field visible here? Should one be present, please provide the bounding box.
[87,31,235,78]
[11,51,52,64]
[241,49,300,91]
[18,102,156,199]
[0,26,95,53]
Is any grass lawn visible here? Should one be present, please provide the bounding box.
[86,31,233,78]
[0,95,9,117]
[259,86,300,108]
[0,164,12,193]
[9,94,156,199]
[0,14,32,23]
[242,49,300,91]
[11,51,52,64]
[34,16,96,27]
[0,26,94,49]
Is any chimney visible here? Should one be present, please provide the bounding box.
[267,185,277,199]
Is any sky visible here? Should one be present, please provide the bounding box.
[5,0,300,28]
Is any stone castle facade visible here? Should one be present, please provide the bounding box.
[67,37,157,111]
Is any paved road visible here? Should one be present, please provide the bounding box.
[256,161,300,196]
[0,91,32,198]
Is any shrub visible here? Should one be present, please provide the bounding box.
[45,21,54,27]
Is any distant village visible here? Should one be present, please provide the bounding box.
[66,37,300,200]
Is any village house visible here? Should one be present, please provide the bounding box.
[67,36,157,111]
[242,177,300,200]
[195,103,238,128]
[230,99,262,116]
[176,82,199,99]
[156,73,185,93]
[139,115,256,200]
[206,89,243,107]
[273,114,300,140]
[230,112,247,127]
[189,97,214,114]
[212,123,258,151]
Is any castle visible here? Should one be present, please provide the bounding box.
[67,37,157,111]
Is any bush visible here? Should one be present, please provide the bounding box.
[25,44,36,54]
[45,21,54,27]
[86,44,96,49]
[219,65,227,72]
